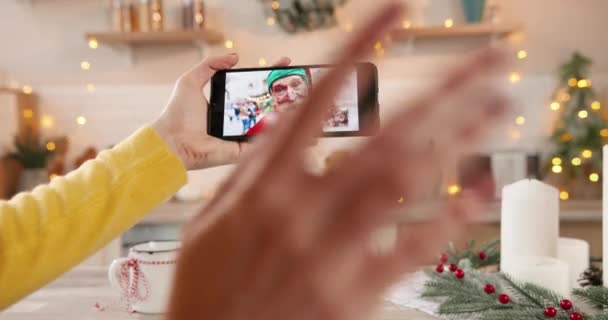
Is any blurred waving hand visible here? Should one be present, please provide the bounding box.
[168,2,510,320]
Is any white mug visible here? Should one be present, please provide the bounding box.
[108,241,180,314]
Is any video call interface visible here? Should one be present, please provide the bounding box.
[222,67,360,136]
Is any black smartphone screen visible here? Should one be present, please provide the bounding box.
[208,63,378,141]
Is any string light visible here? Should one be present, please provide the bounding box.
[88,38,98,49]
[46,142,56,151]
[571,157,582,166]
[80,61,91,70]
[601,129,608,137]
[589,173,600,182]
[591,101,601,110]
[374,41,383,50]
[582,149,593,158]
[266,17,276,26]
[517,50,527,60]
[443,19,454,28]
[515,116,526,126]
[76,116,87,125]
[551,165,562,173]
[558,92,571,102]
[224,40,234,49]
[509,72,521,83]
[560,132,572,142]
[550,101,560,111]
[41,115,54,129]
[271,0,280,10]
[568,78,577,87]
[578,110,588,119]
[447,184,461,195]
[559,191,569,200]
[22,109,34,119]
[397,197,404,204]
[577,79,591,88]
[86,84,95,93]
[402,20,412,29]
[22,85,33,94]
[258,58,267,66]
[551,157,562,165]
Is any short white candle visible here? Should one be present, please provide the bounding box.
[502,255,570,297]
[500,179,559,271]
[557,237,589,289]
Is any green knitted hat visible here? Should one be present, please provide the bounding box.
[267,68,309,93]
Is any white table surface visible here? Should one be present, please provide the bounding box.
[2,267,438,320]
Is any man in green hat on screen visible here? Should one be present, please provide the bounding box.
[245,68,311,136]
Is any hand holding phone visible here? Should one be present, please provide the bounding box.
[207,63,379,141]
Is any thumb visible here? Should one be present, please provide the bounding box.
[183,53,239,89]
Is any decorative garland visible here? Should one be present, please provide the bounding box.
[267,0,348,33]
[419,240,608,320]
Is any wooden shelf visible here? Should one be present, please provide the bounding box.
[84,29,225,46]
[391,23,520,41]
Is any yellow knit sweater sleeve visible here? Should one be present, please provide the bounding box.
[0,126,187,309]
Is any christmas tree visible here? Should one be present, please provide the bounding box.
[546,52,605,198]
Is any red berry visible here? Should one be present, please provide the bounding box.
[478,251,487,260]
[560,299,573,311]
[435,264,444,273]
[498,294,510,304]
[440,253,449,264]
[544,307,557,318]
[449,264,458,272]
[484,284,495,294]
[454,269,465,279]
[569,312,583,320]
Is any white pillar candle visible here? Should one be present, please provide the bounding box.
[558,237,589,289]
[603,145,608,286]
[502,256,570,297]
[500,179,559,271]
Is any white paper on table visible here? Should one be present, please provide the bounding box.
[386,271,441,316]
[558,237,589,289]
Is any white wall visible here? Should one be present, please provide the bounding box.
[1,0,607,191]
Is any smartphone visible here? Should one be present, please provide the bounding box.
[208,63,379,141]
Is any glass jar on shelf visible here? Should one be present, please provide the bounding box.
[111,0,124,31]
[181,0,194,29]
[150,0,164,31]
[138,0,151,32]
[193,0,205,29]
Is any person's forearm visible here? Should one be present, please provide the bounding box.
[0,126,187,309]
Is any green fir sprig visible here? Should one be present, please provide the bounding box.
[444,239,500,270]
[422,270,587,320]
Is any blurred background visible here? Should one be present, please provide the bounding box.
[0,0,607,263]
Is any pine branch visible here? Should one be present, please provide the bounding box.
[481,308,566,320]
[497,273,545,307]
[573,287,608,309]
